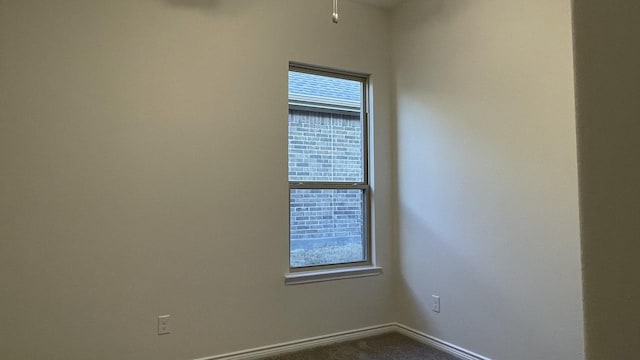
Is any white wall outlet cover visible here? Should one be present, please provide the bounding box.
[432,295,440,313]
[158,315,171,335]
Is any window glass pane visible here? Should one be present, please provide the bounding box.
[288,71,362,106]
[290,189,365,268]
[288,71,363,182]
[288,110,363,182]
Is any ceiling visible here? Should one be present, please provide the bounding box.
[350,0,405,10]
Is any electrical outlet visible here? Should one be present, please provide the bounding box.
[432,295,440,313]
[158,315,171,335]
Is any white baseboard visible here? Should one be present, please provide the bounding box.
[193,323,491,360]
[193,324,396,360]
[393,323,492,360]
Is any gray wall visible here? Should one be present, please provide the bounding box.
[8,0,628,359]
[0,1,394,359]
[391,1,584,359]
[572,1,640,358]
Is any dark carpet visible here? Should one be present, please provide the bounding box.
[261,333,460,360]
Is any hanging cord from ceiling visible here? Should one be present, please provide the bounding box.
[332,0,339,23]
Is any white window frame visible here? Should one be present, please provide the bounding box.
[285,63,382,284]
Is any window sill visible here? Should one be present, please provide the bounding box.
[284,266,383,285]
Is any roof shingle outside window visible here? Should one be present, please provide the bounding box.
[288,71,361,103]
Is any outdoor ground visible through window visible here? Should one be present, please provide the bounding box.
[290,242,364,268]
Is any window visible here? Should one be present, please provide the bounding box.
[288,64,370,272]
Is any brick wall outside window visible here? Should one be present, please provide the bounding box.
[288,109,364,250]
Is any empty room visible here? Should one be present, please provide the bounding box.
[1,1,638,359]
